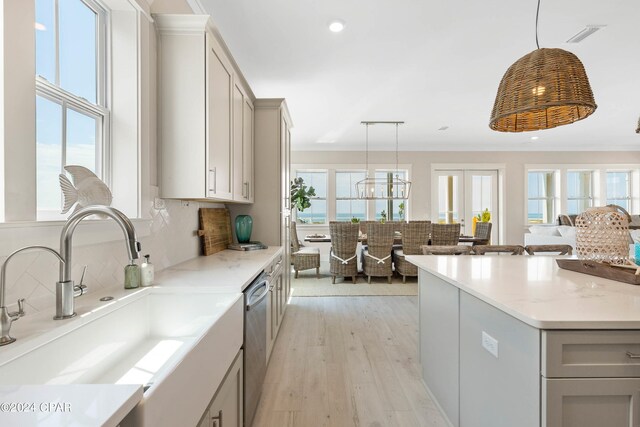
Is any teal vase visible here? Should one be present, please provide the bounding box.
[235,215,253,243]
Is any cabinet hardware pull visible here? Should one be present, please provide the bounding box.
[209,168,217,193]
[211,409,223,427]
[244,182,249,199]
[626,351,640,359]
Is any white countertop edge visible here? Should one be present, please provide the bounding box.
[406,255,640,330]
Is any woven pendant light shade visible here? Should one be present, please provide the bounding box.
[490,48,597,132]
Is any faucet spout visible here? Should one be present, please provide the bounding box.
[59,206,140,284]
[55,205,140,320]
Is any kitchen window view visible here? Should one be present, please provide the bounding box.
[35,0,107,219]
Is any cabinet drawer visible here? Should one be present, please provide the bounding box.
[543,330,640,378]
[543,377,640,427]
[267,253,283,274]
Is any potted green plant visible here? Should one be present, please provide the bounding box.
[398,202,405,221]
[290,177,316,223]
[380,210,387,223]
[351,217,360,223]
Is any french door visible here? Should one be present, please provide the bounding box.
[432,170,499,242]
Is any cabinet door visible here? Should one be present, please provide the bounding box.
[232,83,245,201]
[243,98,254,202]
[207,36,233,200]
[209,350,244,427]
[543,378,640,427]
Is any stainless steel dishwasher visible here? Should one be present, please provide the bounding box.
[243,270,269,427]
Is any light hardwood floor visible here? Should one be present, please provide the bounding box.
[251,296,449,427]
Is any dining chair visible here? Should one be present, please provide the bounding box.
[394,221,431,283]
[290,221,320,278]
[524,244,573,255]
[329,221,359,284]
[421,245,471,255]
[472,245,524,255]
[363,222,395,283]
[430,223,461,245]
[473,222,492,246]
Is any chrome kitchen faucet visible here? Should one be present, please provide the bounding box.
[55,206,141,320]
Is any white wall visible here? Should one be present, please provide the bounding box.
[292,150,640,245]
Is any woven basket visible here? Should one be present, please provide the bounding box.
[575,208,629,264]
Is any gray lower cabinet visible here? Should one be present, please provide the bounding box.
[543,378,640,427]
[459,292,539,427]
[419,272,459,426]
[198,349,243,427]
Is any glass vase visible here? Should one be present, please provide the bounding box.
[235,215,253,243]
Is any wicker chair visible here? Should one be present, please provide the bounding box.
[363,222,395,283]
[430,223,461,245]
[525,244,573,255]
[393,222,431,283]
[473,222,492,246]
[421,245,471,255]
[290,221,320,278]
[472,245,524,255]
[329,222,359,284]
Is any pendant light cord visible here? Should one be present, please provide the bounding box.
[395,123,399,176]
[535,0,541,49]
[365,123,369,177]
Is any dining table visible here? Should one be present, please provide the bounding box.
[303,234,403,245]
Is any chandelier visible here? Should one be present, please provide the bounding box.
[489,0,597,132]
[355,121,411,200]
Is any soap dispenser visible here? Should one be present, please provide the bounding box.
[124,260,141,289]
[141,254,154,287]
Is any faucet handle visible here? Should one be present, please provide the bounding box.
[9,298,25,319]
[73,266,88,297]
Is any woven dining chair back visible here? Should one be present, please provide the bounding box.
[474,222,492,245]
[472,245,524,255]
[363,222,395,283]
[401,222,431,255]
[290,220,301,252]
[525,244,573,255]
[290,221,320,278]
[393,221,431,283]
[430,223,461,245]
[421,245,471,255]
[329,221,359,284]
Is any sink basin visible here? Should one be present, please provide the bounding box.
[0,287,244,427]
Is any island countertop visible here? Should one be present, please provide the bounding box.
[405,255,640,329]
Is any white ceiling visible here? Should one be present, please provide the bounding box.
[196,0,640,151]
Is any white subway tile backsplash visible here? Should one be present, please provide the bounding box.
[1,199,221,313]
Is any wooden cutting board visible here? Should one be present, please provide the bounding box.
[197,208,232,256]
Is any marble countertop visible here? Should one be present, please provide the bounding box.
[0,384,142,427]
[406,255,640,329]
[156,246,283,292]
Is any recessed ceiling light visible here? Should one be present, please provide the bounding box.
[530,136,539,140]
[328,20,345,33]
[35,22,46,31]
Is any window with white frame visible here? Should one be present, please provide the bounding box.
[567,170,594,215]
[374,170,408,221]
[295,170,327,224]
[35,0,108,219]
[606,171,632,210]
[336,171,366,221]
[527,171,557,224]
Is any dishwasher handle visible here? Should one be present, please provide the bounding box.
[246,280,269,311]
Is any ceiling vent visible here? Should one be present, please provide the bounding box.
[566,25,606,43]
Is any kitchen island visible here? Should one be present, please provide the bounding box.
[405,255,640,427]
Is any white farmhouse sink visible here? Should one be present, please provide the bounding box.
[0,287,244,427]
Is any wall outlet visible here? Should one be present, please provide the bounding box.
[482,331,499,358]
